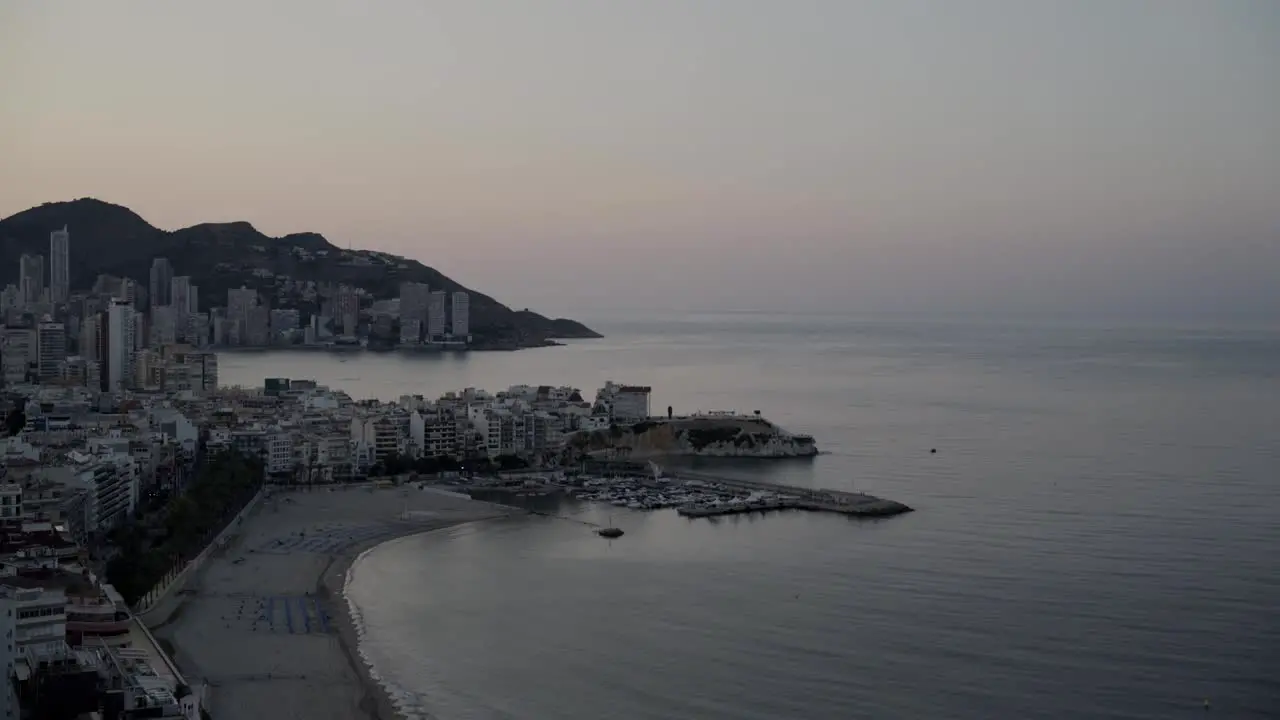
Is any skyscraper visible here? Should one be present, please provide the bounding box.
[49,226,69,303]
[150,258,173,307]
[81,314,101,363]
[18,254,44,305]
[399,281,430,342]
[451,291,470,338]
[426,290,447,338]
[150,306,178,347]
[102,300,135,392]
[226,286,257,344]
[336,285,359,337]
[36,321,66,380]
[172,276,193,316]
[116,277,136,304]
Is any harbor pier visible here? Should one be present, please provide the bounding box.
[581,462,914,519]
[669,469,912,518]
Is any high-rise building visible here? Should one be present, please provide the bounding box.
[18,254,44,305]
[132,310,147,352]
[36,321,66,380]
[451,291,470,338]
[172,275,193,316]
[150,305,178,347]
[49,226,70,303]
[399,319,422,346]
[246,305,270,346]
[0,327,35,385]
[187,312,210,348]
[226,286,257,344]
[399,282,430,342]
[80,314,101,362]
[160,345,219,393]
[149,258,173,307]
[426,290,447,338]
[269,308,299,343]
[102,300,135,392]
[336,285,359,337]
[117,277,136,304]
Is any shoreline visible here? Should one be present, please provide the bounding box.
[320,520,499,720]
[151,485,516,720]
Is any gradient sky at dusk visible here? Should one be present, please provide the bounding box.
[2,1,1278,317]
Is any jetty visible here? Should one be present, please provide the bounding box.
[669,469,912,519]
[676,495,909,518]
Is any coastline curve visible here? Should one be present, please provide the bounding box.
[324,521,504,720]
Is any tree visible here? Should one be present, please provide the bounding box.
[106,449,264,606]
[4,398,26,436]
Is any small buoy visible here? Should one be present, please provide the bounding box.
[930,448,937,454]
[1203,698,1210,710]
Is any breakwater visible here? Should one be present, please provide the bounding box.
[670,469,912,519]
[676,495,910,518]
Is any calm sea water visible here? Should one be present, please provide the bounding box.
[221,313,1280,719]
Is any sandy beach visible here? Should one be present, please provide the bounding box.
[151,484,515,720]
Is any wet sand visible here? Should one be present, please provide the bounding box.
[151,484,515,720]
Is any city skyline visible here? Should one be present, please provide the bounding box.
[1,226,477,392]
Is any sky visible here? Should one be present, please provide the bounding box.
[2,0,1278,319]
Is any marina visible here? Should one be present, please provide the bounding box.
[463,462,913,521]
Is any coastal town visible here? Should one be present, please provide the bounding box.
[0,357,883,719]
[0,225,905,719]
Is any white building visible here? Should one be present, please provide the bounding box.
[49,226,70,304]
[0,580,68,695]
[151,409,200,454]
[104,300,135,392]
[267,431,293,475]
[351,415,405,465]
[594,381,652,422]
[451,291,470,338]
[66,450,140,533]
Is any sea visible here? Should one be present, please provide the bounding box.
[219,312,1280,719]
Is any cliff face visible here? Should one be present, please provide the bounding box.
[570,417,818,459]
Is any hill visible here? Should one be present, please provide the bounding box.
[0,198,600,346]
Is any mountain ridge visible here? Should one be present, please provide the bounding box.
[0,198,601,345]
